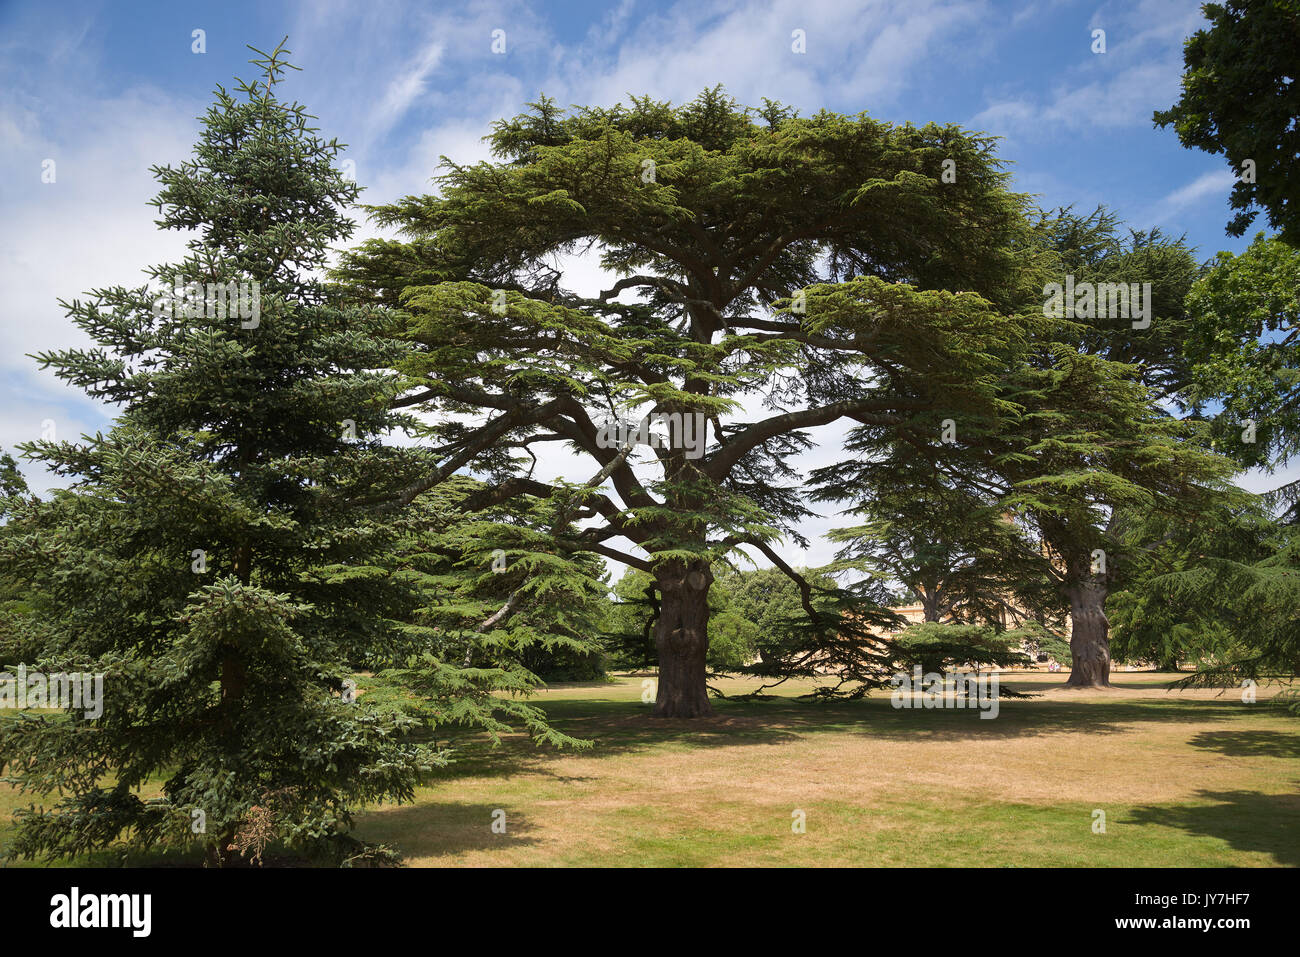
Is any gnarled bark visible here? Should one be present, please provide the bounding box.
[1065,580,1111,687]
[652,561,713,718]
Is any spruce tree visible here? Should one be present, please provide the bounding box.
[0,42,443,865]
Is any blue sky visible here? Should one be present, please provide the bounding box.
[0,0,1272,571]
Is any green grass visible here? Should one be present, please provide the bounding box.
[3,671,1298,866]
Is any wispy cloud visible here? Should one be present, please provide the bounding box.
[971,0,1209,140]
[0,0,1240,570]
[1142,168,1237,225]
[366,41,446,147]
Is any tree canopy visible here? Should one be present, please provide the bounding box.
[1154,0,1300,246]
[339,88,1045,715]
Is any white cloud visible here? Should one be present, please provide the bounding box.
[972,59,1179,137]
[1142,168,1236,224]
[534,0,989,114]
[1,0,1248,582]
[367,41,446,147]
[971,0,1210,139]
[0,78,200,488]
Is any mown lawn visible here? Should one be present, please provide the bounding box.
[349,672,1300,867]
[3,672,1298,866]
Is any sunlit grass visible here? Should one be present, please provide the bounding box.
[3,671,1297,866]
[353,671,1300,867]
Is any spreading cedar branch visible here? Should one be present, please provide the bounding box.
[335,89,1050,716]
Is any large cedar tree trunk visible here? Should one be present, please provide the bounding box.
[918,594,945,674]
[1065,579,1111,687]
[653,561,713,718]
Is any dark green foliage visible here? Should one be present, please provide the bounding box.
[1107,490,1271,668]
[366,477,609,733]
[1183,233,1300,478]
[713,565,843,668]
[1110,506,1299,684]
[1,43,438,866]
[0,43,582,866]
[602,564,843,675]
[1154,0,1300,246]
[821,447,1062,631]
[1018,626,1072,665]
[1035,206,1204,402]
[601,568,659,671]
[0,450,27,504]
[890,621,1033,676]
[337,88,1045,714]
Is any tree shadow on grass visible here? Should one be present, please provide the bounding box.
[426,693,1272,787]
[855,696,1267,744]
[354,801,540,862]
[1188,729,1300,759]
[570,693,1254,744]
[1126,790,1300,866]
